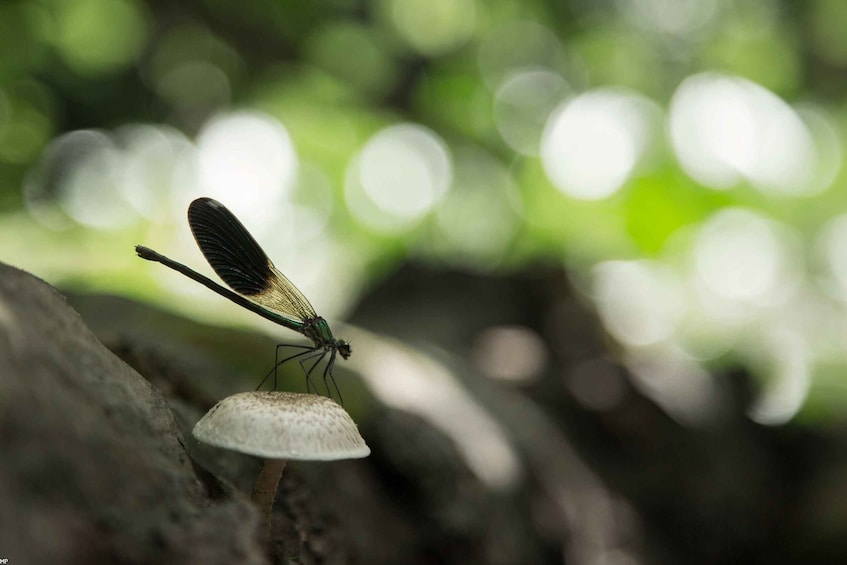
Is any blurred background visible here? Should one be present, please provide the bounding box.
[3,0,847,562]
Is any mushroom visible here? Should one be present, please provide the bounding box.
[192,391,370,534]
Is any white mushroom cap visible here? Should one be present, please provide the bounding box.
[193,391,370,460]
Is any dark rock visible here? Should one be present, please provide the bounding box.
[0,262,266,564]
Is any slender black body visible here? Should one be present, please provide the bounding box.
[136,197,350,397]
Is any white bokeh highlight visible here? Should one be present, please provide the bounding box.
[747,329,811,425]
[626,344,721,426]
[541,89,657,200]
[669,73,824,196]
[347,123,452,232]
[693,208,793,306]
[592,260,684,347]
[194,111,297,226]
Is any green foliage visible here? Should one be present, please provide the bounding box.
[3,0,847,424]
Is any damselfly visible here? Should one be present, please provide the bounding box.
[136,197,350,400]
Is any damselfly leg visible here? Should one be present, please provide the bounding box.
[256,343,315,391]
[322,351,343,405]
[256,342,343,403]
[299,349,327,393]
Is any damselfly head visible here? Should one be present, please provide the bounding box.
[337,340,352,360]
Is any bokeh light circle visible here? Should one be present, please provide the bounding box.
[53,0,148,75]
[478,21,566,89]
[693,208,793,305]
[387,0,476,56]
[347,123,452,232]
[541,89,658,200]
[493,69,569,156]
[194,111,297,227]
[669,73,819,196]
[592,260,684,347]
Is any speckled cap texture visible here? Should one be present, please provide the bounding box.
[192,391,370,460]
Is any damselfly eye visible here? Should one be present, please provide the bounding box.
[338,340,352,359]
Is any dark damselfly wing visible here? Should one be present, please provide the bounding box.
[187,197,317,323]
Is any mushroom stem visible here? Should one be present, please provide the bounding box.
[252,458,287,535]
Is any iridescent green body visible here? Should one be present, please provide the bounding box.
[304,317,336,346]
